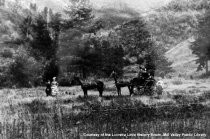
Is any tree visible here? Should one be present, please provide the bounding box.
[49,12,62,54]
[19,16,34,42]
[191,10,210,73]
[30,15,53,60]
[58,0,99,78]
[97,38,125,76]
[0,0,5,6]
[115,19,155,75]
[42,7,48,22]
[63,0,93,30]
[117,19,152,57]
[31,13,62,81]
[19,9,60,61]
[19,9,62,82]
[30,3,37,12]
[115,19,172,76]
[42,58,59,82]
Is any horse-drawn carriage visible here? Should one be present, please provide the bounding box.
[111,68,156,96]
[130,75,156,96]
[48,67,158,97]
[128,67,156,96]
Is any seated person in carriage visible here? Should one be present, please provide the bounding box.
[135,66,155,94]
[138,66,149,80]
[138,66,155,80]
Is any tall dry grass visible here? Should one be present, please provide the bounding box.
[0,87,209,138]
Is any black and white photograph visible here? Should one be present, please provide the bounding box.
[0,0,209,138]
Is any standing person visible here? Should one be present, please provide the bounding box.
[45,80,51,96]
[51,77,59,96]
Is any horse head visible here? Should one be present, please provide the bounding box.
[110,70,117,78]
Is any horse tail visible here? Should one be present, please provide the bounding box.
[101,81,105,90]
[96,80,105,90]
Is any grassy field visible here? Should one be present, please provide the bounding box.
[0,78,210,139]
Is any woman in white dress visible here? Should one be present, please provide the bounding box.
[51,77,59,95]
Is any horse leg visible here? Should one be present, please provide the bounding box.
[99,90,103,97]
[83,89,88,97]
[117,86,121,96]
[98,87,103,97]
[128,86,132,96]
[129,86,134,96]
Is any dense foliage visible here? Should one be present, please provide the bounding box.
[8,47,43,87]
[18,10,60,84]
[191,10,210,73]
[0,0,174,87]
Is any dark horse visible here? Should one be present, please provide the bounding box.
[71,76,104,97]
[110,71,132,96]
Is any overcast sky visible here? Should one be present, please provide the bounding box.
[90,0,171,12]
[7,0,171,13]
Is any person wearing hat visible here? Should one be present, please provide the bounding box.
[138,66,147,79]
[51,77,59,96]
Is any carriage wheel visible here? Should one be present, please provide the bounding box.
[133,86,143,95]
[138,86,144,95]
[144,87,153,96]
[144,80,155,96]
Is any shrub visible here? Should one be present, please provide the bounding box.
[199,72,210,79]
[1,49,13,58]
[42,59,59,82]
[201,91,210,100]
[58,76,72,86]
[0,73,13,87]
[8,47,43,87]
[171,78,183,85]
